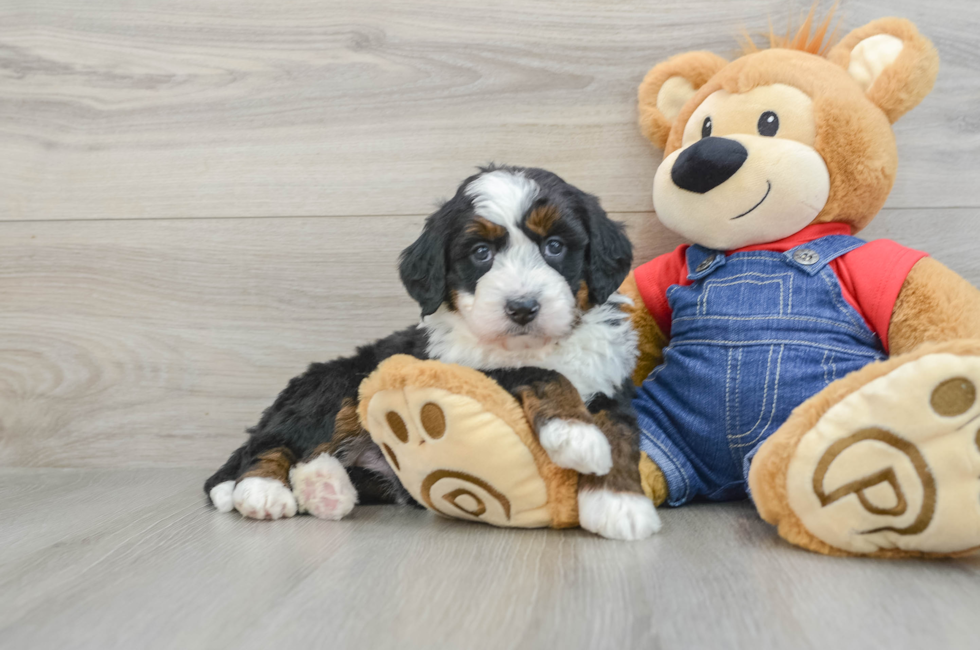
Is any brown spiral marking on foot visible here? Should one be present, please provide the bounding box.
[386,411,409,443]
[420,402,446,439]
[930,377,976,417]
[813,427,935,536]
[442,488,487,517]
[421,470,511,521]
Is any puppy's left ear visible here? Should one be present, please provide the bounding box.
[399,208,448,318]
[828,18,939,123]
[582,193,632,306]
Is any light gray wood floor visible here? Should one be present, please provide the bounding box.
[4,468,980,650]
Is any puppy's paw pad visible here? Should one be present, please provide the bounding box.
[579,490,661,541]
[209,480,235,513]
[233,477,298,520]
[539,419,613,475]
[290,453,358,520]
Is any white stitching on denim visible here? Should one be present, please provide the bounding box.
[699,276,787,317]
[669,339,881,358]
[670,314,874,339]
[725,348,734,442]
[730,345,774,441]
[817,267,874,337]
[828,351,838,381]
[787,272,794,314]
[821,349,830,385]
[733,345,785,449]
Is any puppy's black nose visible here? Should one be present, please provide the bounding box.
[671,137,748,194]
[505,298,540,325]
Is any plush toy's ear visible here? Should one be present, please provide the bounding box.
[828,18,939,124]
[637,51,728,149]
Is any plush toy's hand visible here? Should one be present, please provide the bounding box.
[538,419,613,475]
[358,355,580,529]
[619,271,669,386]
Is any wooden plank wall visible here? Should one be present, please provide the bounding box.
[1,0,978,468]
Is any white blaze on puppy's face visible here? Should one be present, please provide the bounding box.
[460,170,577,348]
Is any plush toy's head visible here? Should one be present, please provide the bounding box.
[638,14,939,250]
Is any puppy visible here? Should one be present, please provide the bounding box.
[205,165,660,540]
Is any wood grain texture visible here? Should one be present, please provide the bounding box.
[2,0,979,220]
[1,208,977,469]
[1,467,978,650]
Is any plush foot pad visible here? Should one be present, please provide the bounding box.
[233,477,298,520]
[786,353,980,555]
[578,489,662,541]
[209,480,235,513]
[539,419,613,475]
[290,453,358,520]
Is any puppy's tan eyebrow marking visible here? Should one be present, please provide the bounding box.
[468,216,507,241]
[525,204,560,237]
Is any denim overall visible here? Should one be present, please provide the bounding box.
[634,235,887,506]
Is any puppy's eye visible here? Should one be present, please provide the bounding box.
[471,244,493,263]
[758,111,779,137]
[701,116,712,139]
[543,238,565,258]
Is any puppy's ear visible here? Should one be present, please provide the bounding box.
[828,18,939,123]
[399,208,448,318]
[638,51,728,150]
[581,193,632,306]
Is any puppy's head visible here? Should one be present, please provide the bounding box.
[399,166,632,349]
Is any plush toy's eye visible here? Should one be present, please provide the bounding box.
[471,244,493,264]
[701,116,712,139]
[758,111,779,137]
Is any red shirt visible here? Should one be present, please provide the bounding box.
[632,223,928,353]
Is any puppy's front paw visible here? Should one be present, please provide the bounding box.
[209,480,235,513]
[290,453,358,521]
[233,477,298,520]
[538,419,612,475]
[578,489,661,541]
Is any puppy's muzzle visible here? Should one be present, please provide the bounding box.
[505,298,540,326]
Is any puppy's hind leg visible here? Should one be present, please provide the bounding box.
[289,398,365,520]
[232,447,299,520]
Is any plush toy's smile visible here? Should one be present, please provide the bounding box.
[731,181,771,220]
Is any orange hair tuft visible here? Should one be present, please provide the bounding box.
[739,2,842,57]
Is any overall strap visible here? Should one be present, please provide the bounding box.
[685,245,726,281]
[782,235,866,275]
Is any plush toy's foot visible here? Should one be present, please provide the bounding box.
[578,489,661,541]
[358,355,579,529]
[750,342,980,557]
[290,453,358,520]
[232,476,298,520]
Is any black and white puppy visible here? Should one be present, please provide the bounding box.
[205,165,660,540]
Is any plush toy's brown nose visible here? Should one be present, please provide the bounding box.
[671,137,748,194]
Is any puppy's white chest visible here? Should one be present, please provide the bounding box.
[424,297,639,402]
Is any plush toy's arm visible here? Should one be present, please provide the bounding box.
[619,271,670,386]
[889,257,980,355]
